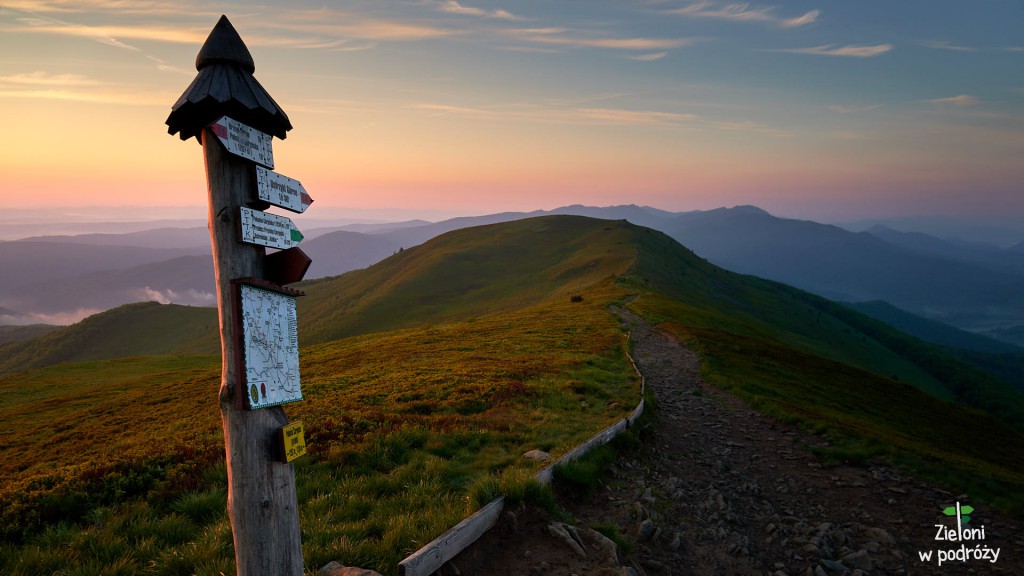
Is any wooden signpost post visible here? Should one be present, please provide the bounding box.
[166,15,308,576]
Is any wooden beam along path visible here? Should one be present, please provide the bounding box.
[398,335,647,576]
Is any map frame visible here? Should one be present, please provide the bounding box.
[231,278,305,410]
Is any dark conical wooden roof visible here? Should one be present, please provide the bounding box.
[196,15,255,73]
[166,15,291,141]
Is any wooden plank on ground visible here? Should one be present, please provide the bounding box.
[398,497,506,576]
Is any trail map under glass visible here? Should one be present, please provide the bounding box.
[239,283,302,409]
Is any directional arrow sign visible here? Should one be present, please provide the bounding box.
[264,247,312,285]
[256,166,313,213]
[210,116,274,168]
[239,206,303,250]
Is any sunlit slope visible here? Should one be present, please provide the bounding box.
[0,290,638,553]
[297,216,637,344]
[0,302,219,375]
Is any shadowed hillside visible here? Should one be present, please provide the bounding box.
[0,301,218,374]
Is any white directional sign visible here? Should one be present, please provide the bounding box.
[239,283,302,409]
[256,166,313,213]
[239,206,304,250]
[210,116,274,168]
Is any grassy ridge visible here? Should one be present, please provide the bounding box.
[298,216,636,344]
[1,281,639,574]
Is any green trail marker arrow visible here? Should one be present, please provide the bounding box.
[239,206,304,250]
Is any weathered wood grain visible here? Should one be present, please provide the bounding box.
[204,129,304,575]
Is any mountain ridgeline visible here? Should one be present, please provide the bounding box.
[297,216,637,344]
[3,215,1024,515]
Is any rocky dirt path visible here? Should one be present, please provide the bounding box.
[451,310,1023,575]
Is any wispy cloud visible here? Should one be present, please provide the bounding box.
[0,88,169,106]
[0,70,170,105]
[667,1,819,28]
[260,10,458,43]
[827,104,882,115]
[8,7,458,50]
[921,94,980,107]
[132,287,217,306]
[0,308,103,327]
[6,15,207,47]
[506,27,696,51]
[0,71,100,86]
[770,44,893,57]
[628,51,670,61]
[577,108,698,125]
[410,100,788,136]
[438,1,525,21]
[920,40,976,52]
[410,101,696,126]
[0,0,207,15]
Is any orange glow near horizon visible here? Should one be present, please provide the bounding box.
[1,3,1022,223]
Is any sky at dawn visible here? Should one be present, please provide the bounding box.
[2,1,1023,223]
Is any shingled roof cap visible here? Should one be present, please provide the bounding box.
[166,15,291,141]
[197,15,256,73]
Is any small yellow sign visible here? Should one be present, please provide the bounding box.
[280,421,306,463]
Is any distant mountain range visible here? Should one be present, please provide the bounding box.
[2,204,1022,348]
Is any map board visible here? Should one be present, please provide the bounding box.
[239,283,302,409]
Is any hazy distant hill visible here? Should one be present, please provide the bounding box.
[0,301,218,374]
[6,204,1024,344]
[0,241,205,294]
[5,255,216,315]
[301,230,403,278]
[656,206,1024,332]
[17,227,211,250]
[866,225,1024,278]
[0,229,406,322]
[846,300,1023,354]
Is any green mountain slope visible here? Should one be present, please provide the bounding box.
[297,216,636,343]
[623,225,1024,428]
[0,301,219,374]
